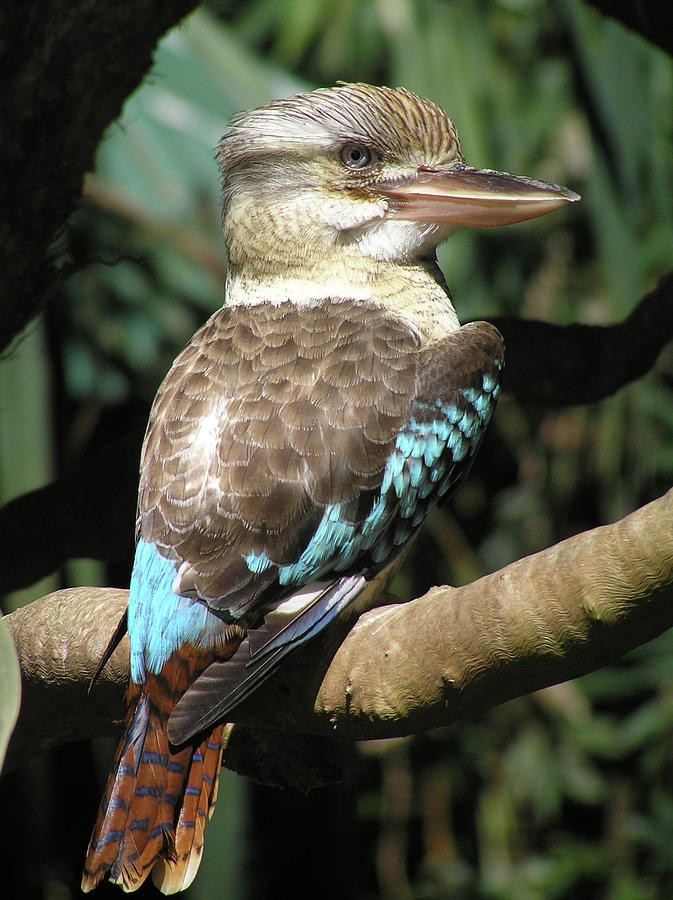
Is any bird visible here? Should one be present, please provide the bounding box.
[81,82,578,893]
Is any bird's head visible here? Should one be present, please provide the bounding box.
[217,83,578,274]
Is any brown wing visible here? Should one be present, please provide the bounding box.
[137,299,419,619]
[140,306,503,742]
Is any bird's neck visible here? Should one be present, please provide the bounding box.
[224,249,460,342]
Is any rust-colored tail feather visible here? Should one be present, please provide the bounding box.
[151,733,224,893]
[81,679,224,894]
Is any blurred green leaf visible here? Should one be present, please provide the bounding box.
[0,614,20,773]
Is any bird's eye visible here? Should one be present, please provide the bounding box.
[340,143,375,170]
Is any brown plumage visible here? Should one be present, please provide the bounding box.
[82,82,577,893]
[142,301,418,599]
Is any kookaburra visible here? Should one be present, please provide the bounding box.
[82,82,578,893]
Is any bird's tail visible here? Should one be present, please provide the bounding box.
[81,677,224,894]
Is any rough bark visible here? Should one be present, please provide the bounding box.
[5,488,672,782]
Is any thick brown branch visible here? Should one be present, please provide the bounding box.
[5,489,672,777]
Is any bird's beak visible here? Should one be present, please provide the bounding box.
[377,163,579,227]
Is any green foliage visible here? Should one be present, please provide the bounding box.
[60,10,307,413]
[0,615,20,773]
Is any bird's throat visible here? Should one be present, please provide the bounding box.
[224,252,460,342]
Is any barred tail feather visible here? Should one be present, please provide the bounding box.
[152,728,225,894]
[81,681,224,894]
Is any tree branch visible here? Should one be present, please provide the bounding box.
[492,272,673,405]
[5,488,672,781]
[0,0,198,351]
